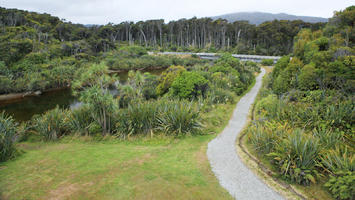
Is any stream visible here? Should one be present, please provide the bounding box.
[0,68,165,121]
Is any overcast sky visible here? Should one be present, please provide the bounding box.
[1,0,354,24]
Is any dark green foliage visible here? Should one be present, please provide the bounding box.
[209,65,247,94]
[141,72,159,100]
[117,46,148,57]
[324,171,355,200]
[0,112,18,162]
[171,71,209,99]
[105,54,205,71]
[272,58,303,94]
[261,59,274,66]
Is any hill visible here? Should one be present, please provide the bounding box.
[211,12,328,24]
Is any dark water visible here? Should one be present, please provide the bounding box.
[0,68,165,121]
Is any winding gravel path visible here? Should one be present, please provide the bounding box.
[207,68,284,200]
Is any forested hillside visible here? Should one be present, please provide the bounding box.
[211,12,328,25]
[0,6,325,63]
[246,6,354,200]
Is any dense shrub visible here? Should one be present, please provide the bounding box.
[271,55,290,81]
[156,65,186,95]
[141,72,159,100]
[209,65,239,77]
[324,171,355,200]
[261,59,274,66]
[244,61,260,72]
[298,64,318,90]
[215,53,241,69]
[208,65,248,94]
[0,112,18,162]
[117,46,148,57]
[0,76,12,94]
[170,71,209,99]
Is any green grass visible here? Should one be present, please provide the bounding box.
[0,101,236,200]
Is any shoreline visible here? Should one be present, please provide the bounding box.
[0,86,70,104]
[0,66,167,104]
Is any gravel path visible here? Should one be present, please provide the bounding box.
[207,68,284,200]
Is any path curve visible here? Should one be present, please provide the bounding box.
[207,68,284,200]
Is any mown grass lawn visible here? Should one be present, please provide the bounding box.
[0,102,237,200]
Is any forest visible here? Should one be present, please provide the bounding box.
[0,6,324,95]
[0,6,325,62]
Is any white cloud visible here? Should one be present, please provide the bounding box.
[1,0,353,24]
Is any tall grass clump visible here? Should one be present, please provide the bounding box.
[321,147,355,174]
[268,129,321,185]
[205,86,235,104]
[0,112,18,162]
[116,101,158,136]
[115,99,203,137]
[68,105,94,136]
[32,106,69,141]
[157,100,203,135]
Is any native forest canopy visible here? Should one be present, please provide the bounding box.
[0,4,354,200]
